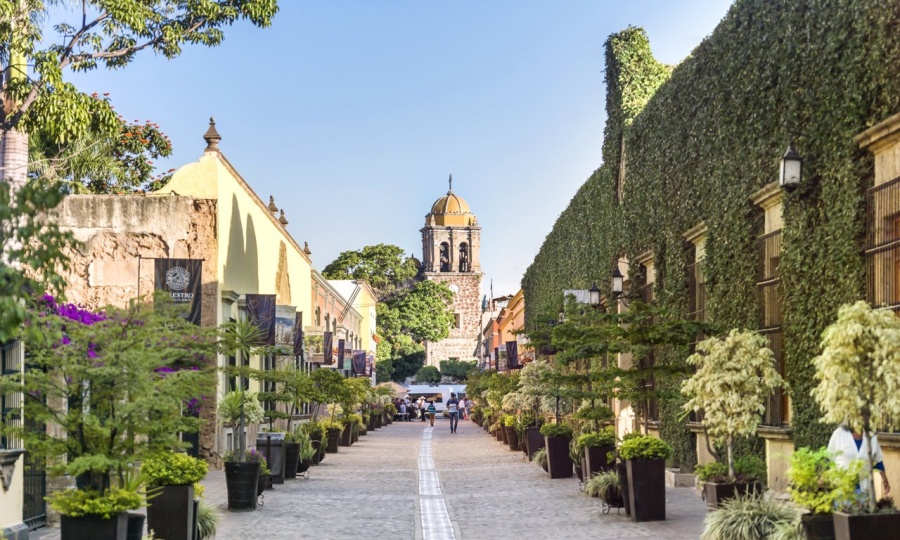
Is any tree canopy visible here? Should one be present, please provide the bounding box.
[321,243,419,300]
[414,365,441,385]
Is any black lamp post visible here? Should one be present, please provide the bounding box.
[779,142,803,192]
[611,266,624,296]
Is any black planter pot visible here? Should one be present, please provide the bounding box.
[584,444,616,477]
[375,414,383,428]
[506,427,519,451]
[802,513,836,540]
[360,423,368,436]
[284,442,301,480]
[326,427,342,453]
[297,460,311,475]
[525,427,545,461]
[617,462,631,517]
[339,424,353,447]
[834,511,900,540]
[61,513,128,540]
[146,484,195,540]
[224,460,260,511]
[126,513,144,540]
[257,473,270,497]
[501,427,509,445]
[703,481,762,510]
[352,423,359,442]
[626,458,666,522]
[309,433,325,464]
[367,415,376,431]
[518,438,527,453]
[545,435,574,479]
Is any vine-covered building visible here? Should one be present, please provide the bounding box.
[421,177,483,366]
[522,0,900,492]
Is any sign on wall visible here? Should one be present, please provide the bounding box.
[154,258,203,325]
[275,305,296,347]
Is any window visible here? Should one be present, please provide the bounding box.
[454,313,461,329]
[866,176,900,310]
[637,259,658,423]
[459,243,469,272]
[1,341,23,449]
[440,242,451,272]
[758,229,786,426]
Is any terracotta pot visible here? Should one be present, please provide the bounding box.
[626,458,666,522]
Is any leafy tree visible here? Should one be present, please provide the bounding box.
[414,365,441,385]
[374,359,394,384]
[440,359,477,382]
[322,244,419,300]
[0,294,216,494]
[387,280,454,343]
[29,106,175,194]
[392,350,426,382]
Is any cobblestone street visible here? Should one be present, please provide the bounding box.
[30,417,707,540]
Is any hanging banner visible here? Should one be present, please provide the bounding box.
[323,332,334,365]
[493,347,499,371]
[246,294,276,345]
[293,312,304,357]
[154,258,203,325]
[338,339,346,367]
[352,350,367,376]
[275,306,295,347]
[366,353,375,377]
[506,341,519,369]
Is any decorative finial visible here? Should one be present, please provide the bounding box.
[279,209,288,226]
[267,195,278,214]
[303,241,312,255]
[203,117,222,151]
[448,174,453,193]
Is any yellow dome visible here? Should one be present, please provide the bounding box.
[430,191,471,215]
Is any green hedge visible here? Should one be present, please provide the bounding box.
[523,0,900,470]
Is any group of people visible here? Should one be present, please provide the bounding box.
[391,394,473,430]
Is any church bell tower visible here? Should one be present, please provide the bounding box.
[420,176,483,366]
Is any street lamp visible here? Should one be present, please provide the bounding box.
[779,142,803,192]
[611,266,624,296]
[558,306,565,324]
[589,282,601,307]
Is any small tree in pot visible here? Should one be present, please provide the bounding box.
[788,447,861,540]
[142,452,208,540]
[681,329,787,508]
[811,301,900,538]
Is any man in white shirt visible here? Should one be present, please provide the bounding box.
[827,425,890,497]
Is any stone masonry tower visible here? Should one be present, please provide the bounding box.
[421,176,483,367]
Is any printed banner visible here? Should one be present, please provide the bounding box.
[352,350,367,376]
[275,306,295,347]
[293,312,304,357]
[506,341,519,369]
[366,353,375,377]
[323,332,334,365]
[494,347,499,371]
[154,258,203,325]
[246,294,276,345]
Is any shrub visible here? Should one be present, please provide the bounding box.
[584,470,620,501]
[540,423,573,438]
[48,488,142,519]
[577,427,616,449]
[787,447,861,515]
[532,448,548,470]
[701,494,799,540]
[142,453,208,487]
[619,434,673,461]
[694,462,728,483]
[196,500,220,540]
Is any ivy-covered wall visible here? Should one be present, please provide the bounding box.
[523,0,900,469]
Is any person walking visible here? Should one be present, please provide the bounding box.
[828,425,891,497]
[465,397,473,420]
[426,401,437,427]
[459,397,469,420]
[447,393,460,433]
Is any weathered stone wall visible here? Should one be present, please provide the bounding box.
[424,272,482,364]
[52,194,220,459]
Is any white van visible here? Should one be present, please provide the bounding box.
[406,384,467,413]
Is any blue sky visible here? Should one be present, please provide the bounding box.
[52,1,735,297]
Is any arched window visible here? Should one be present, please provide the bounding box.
[440,242,450,272]
[459,242,469,272]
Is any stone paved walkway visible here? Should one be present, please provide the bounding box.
[32,417,708,539]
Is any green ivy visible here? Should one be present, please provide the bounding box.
[523,0,900,469]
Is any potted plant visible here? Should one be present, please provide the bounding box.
[0,296,215,539]
[541,423,574,479]
[502,415,519,450]
[694,456,766,510]
[323,419,344,453]
[256,451,271,496]
[682,329,787,509]
[584,470,625,509]
[787,447,861,540]
[811,301,900,538]
[619,434,673,522]
[296,432,317,477]
[700,493,801,540]
[218,390,265,511]
[579,427,617,478]
[533,448,549,473]
[301,421,326,464]
[142,452,208,540]
[571,438,585,482]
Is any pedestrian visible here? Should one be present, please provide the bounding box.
[399,400,408,421]
[418,396,427,422]
[459,396,469,420]
[827,425,891,496]
[426,401,437,427]
[465,397,473,420]
[447,392,460,433]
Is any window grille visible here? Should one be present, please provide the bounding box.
[866,176,900,310]
[1,341,23,449]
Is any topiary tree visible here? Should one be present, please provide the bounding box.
[414,365,441,385]
[681,329,787,479]
[811,301,900,511]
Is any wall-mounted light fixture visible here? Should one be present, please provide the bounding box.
[779,142,803,192]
